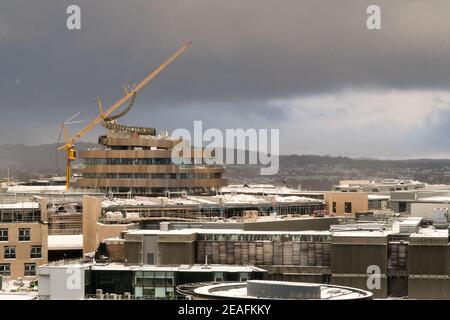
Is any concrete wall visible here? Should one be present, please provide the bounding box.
[143,235,158,264]
[82,196,101,254]
[411,203,450,219]
[324,192,368,216]
[38,265,85,300]
[83,195,136,254]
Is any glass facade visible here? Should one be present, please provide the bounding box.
[0,211,41,223]
[134,271,175,299]
[85,269,264,299]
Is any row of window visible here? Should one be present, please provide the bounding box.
[331,202,352,214]
[3,245,42,259]
[98,187,214,194]
[83,158,216,166]
[0,212,41,223]
[82,173,221,180]
[0,263,35,276]
[84,158,173,165]
[196,234,332,242]
[0,228,31,242]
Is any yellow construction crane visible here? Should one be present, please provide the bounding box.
[58,41,192,191]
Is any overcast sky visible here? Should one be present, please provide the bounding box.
[1,0,450,158]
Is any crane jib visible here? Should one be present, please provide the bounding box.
[58,41,191,191]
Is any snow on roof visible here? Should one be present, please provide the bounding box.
[0,202,39,209]
[411,227,449,238]
[368,194,390,200]
[193,281,371,300]
[0,293,37,300]
[45,261,265,273]
[417,196,450,203]
[126,228,331,236]
[6,185,66,193]
[102,193,323,208]
[48,235,83,250]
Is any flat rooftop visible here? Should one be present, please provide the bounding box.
[102,194,324,209]
[0,293,37,300]
[4,185,66,193]
[41,262,266,273]
[0,201,39,210]
[332,230,393,237]
[368,194,390,200]
[125,228,332,236]
[416,196,450,203]
[48,235,83,250]
[192,281,372,300]
[411,227,449,238]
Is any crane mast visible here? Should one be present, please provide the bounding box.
[58,41,191,191]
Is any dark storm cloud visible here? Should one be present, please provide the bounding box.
[1,0,450,149]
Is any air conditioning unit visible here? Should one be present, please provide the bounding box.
[109,293,118,300]
[96,289,103,299]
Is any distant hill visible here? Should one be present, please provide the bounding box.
[1,144,449,190]
[224,155,450,190]
[0,142,98,181]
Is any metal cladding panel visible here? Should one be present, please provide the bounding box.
[408,277,450,299]
[158,242,195,265]
[211,241,219,264]
[124,241,143,264]
[234,242,242,264]
[196,241,205,263]
[408,245,450,275]
[331,244,388,274]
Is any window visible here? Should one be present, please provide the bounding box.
[214,272,223,282]
[332,202,337,214]
[30,246,42,259]
[4,246,16,259]
[19,228,30,241]
[399,202,407,213]
[0,229,8,241]
[344,202,352,214]
[239,272,249,282]
[0,263,10,276]
[24,263,36,276]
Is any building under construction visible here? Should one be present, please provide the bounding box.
[58,42,227,197]
[74,129,226,196]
